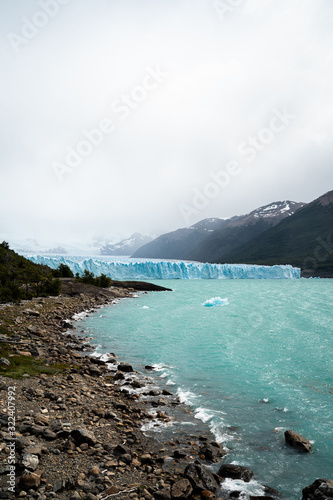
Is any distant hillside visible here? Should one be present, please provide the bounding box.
[101,233,153,256]
[0,242,61,302]
[131,218,228,259]
[220,190,333,275]
[133,201,304,262]
[187,200,304,263]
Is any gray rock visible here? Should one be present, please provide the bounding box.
[302,478,333,499]
[22,445,43,456]
[23,309,40,316]
[199,441,227,463]
[184,463,219,493]
[30,346,43,357]
[53,480,66,493]
[0,358,10,367]
[117,363,133,372]
[153,488,171,500]
[21,453,39,471]
[171,478,193,498]
[70,493,81,500]
[217,464,254,482]
[42,429,57,440]
[285,430,312,452]
[71,428,97,446]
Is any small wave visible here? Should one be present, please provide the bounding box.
[72,310,90,321]
[90,345,103,357]
[220,478,266,499]
[210,421,233,444]
[152,363,169,371]
[195,407,215,423]
[177,388,199,405]
[142,306,149,309]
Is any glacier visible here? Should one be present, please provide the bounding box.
[25,255,301,280]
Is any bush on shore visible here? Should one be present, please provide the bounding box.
[0,241,62,303]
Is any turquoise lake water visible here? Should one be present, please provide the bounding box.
[80,279,333,499]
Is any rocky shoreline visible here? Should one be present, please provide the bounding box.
[0,281,331,500]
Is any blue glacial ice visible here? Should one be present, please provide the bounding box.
[203,297,229,307]
[24,255,301,280]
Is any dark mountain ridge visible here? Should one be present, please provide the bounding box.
[220,190,333,276]
[186,200,304,263]
[132,200,305,262]
[131,218,228,259]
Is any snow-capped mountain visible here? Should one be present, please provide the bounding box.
[187,200,305,262]
[100,233,153,256]
[225,200,305,227]
[221,190,333,276]
[133,200,305,261]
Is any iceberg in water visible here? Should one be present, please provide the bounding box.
[24,255,301,280]
[203,297,229,307]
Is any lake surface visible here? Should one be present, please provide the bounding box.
[80,279,333,499]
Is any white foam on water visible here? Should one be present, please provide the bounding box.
[166,379,176,386]
[106,363,117,371]
[195,407,215,423]
[152,363,169,371]
[220,478,266,499]
[99,353,110,362]
[177,388,199,405]
[209,421,233,444]
[142,306,149,309]
[72,310,90,321]
[90,345,103,357]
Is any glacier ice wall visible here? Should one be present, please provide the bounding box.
[25,255,301,279]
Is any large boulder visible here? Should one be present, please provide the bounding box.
[117,363,133,372]
[217,464,254,482]
[284,430,312,452]
[184,463,219,494]
[302,479,333,499]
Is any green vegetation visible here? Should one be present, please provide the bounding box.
[76,269,112,288]
[0,242,61,303]
[0,348,68,378]
[51,263,74,278]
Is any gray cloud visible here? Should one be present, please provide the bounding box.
[0,0,332,246]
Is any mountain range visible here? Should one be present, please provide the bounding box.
[132,200,304,261]
[221,190,333,276]
[131,190,333,276]
[100,233,153,256]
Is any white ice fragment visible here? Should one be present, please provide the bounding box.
[203,297,229,307]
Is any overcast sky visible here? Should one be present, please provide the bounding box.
[0,0,332,246]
